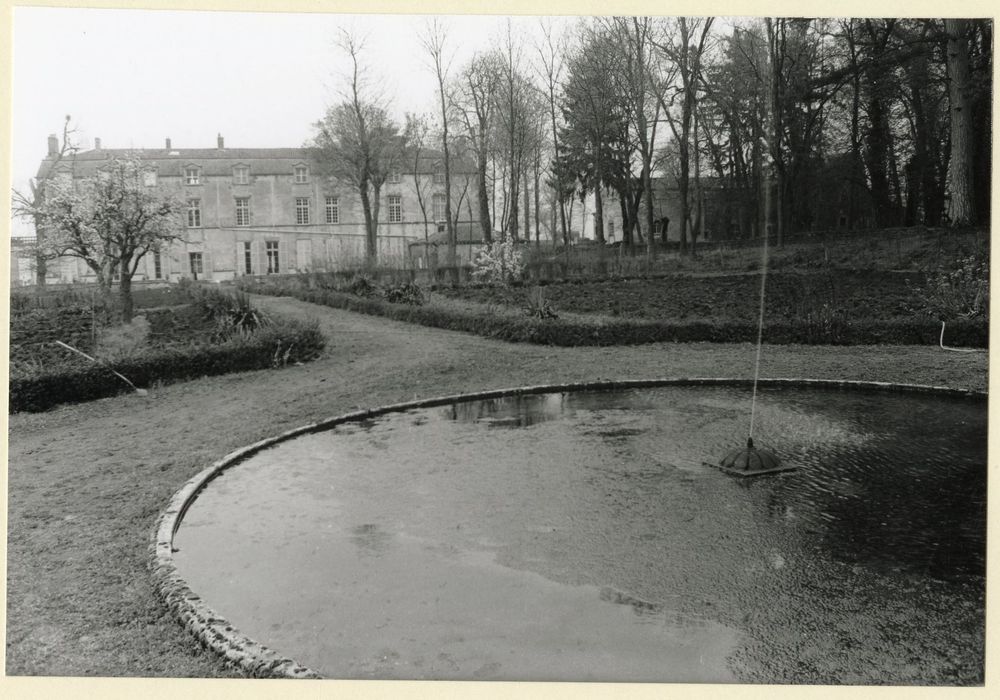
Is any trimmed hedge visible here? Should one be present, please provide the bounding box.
[241,281,988,349]
[10,320,325,413]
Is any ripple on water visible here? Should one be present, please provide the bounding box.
[173,385,986,684]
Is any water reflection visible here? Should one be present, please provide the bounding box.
[439,386,986,581]
[445,392,569,428]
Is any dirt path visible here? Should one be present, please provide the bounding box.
[5,295,988,677]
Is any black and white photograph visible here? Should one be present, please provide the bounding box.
[3,1,993,696]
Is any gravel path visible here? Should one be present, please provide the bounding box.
[5,294,988,678]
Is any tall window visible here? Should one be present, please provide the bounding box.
[325,196,339,224]
[294,165,308,183]
[189,252,203,278]
[266,240,280,274]
[233,166,249,185]
[243,241,252,275]
[433,170,445,184]
[235,197,251,226]
[143,170,157,187]
[432,193,446,222]
[186,199,201,228]
[388,194,402,223]
[153,251,162,279]
[185,166,200,185]
[295,197,310,224]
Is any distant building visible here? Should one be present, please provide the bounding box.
[21,134,479,285]
[571,176,742,246]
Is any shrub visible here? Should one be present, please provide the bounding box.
[177,284,272,340]
[383,281,425,306]
[524,286,558,319]
[920,251,989,321]
[347,274,380,298]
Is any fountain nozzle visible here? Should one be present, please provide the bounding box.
[719,435,787,476]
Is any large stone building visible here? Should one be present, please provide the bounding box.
[19,134,479,285]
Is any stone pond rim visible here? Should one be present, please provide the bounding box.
[149,376,986,679]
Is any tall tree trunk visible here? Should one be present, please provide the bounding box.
[546,76,569,246]
[477,136,492,243]
[359,181,376,263]
[436,66,457,277]
[766,18,785,246]
[119,277,134,323]
[33,213,48,285]
[970,20,991,226]
[533,156,541,248]
[593,181,605,244]
[523,169,531,244]
[945,18,975,226]
[848,41,862,228]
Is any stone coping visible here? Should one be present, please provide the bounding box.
[148,377,986,679]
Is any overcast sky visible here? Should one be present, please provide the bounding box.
[9,7,573,236]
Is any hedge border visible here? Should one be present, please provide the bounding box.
[241,281,988,349]
[151,377,985,680]
[9,322,325,413]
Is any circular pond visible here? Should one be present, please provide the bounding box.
[172,383,986,684]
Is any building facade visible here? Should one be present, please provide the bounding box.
[21,134,479,285]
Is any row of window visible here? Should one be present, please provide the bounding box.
[188,241,281,279]
[141,166,445,189]
[181,164,309,186]
[183,193,435,227]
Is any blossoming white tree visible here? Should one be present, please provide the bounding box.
[472,234,523,285]
[29,152,182,322]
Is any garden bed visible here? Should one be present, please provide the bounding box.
[436,270,926,321]
[239,273,987,349]
[9,287,325,413]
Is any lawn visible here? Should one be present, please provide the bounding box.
[5,294,988,682]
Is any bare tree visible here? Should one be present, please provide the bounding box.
[493,21,545,242]
[606,16,665,258]
[404,113,435,273]
[456,51,501,243]
[535,19,569,246]
[421,18,459,276]
[312,31,406,264]
[652,17,715,255]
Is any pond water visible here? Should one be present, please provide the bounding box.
[173,385,986,684]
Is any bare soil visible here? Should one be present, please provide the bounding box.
[5,294,988,677]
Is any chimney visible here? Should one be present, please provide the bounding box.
[217,133,224,149]
[165,137,172,150]
[47,134,58,157]
[94,137,102,150]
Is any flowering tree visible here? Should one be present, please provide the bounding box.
[29,152,182,322]
[472,234,523,285]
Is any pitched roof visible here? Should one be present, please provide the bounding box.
[37,147,318,179]
[38,145,477,179]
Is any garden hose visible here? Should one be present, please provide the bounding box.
[939,321,986,354]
